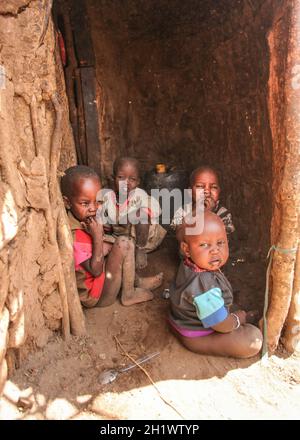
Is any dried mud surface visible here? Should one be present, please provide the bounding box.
[1,237,299,420]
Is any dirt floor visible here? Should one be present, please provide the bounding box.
[0,234,300,420]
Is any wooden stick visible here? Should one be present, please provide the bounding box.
[48,90,63,204]
[267,2,300,352]
[284,231,300,352]
[74,68,87,164]
[40,85,71,340]
[114,336,186,419]
[59,0,83,164]
[0,359,8,395]
[57,205,86,336]
[30,95,40,157]
[0,254,9,317]
[39,0,54,47]
[0,307,9,365]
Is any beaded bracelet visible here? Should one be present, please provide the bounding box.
[231,313,241,330]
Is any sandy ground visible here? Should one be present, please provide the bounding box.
[1,236,300,420]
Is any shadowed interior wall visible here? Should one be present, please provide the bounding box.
[87,0,284,253]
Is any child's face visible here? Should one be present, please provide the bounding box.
[114,162,140,195]
[191,170,220,211]
[65,177,102,222]
[181,219,229,271]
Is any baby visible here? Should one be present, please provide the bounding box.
[169,211,262,358]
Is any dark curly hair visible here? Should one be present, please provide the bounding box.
[61,165,100,197]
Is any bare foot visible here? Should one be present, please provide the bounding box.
[121,288,154,306]
[135,272,164,290]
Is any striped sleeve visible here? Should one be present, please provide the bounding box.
[193,287,228,328]
[216,206,235,234]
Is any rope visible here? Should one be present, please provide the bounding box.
[261,245,297,365]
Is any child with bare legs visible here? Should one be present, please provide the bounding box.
[61,165,156,308]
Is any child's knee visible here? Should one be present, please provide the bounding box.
[114,236,134,254]
[237,324,263,358]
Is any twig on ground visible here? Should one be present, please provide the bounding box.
[114,335,185,420]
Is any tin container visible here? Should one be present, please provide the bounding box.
[156,163,167,174]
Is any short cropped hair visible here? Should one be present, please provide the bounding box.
[61,165,100,198]
[190,165,220,186]
[113,157,140,178]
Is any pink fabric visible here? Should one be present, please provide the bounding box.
[73,229,105,301]
[73,241,92,269]
[168,318,214,338]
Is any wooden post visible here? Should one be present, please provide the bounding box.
[267,0,300,353]
[74,68,87,165]
[80,67,102,177]
[69,0,95,68]
[58,0,83,165]
[284,224,300,352]
[68,0,102,176]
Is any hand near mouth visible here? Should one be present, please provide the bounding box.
[82,216,103,239]
[204,198,217,211]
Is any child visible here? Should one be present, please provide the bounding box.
[171,166,235,236]
[101,157,167,270]
[169,211,262,358]
[61,165,162,308]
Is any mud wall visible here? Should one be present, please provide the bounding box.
[0,0,79,389]
[87,0,285,252]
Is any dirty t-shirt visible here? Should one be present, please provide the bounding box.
[100,188,161,237]
[169,259,233,331]
[68,211,105,308]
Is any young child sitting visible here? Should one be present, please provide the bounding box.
[169,211,262,358]
[61,165,162,308]
[101,157,167,270]
[171,165,235,236]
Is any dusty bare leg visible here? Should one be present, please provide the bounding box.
[103,242,113,256]
[135,272,164,290]
[96,237,153,307]
[171,324,263,359]
[120,237,153,306]
[135,223,150,269]
[96,239,124,307]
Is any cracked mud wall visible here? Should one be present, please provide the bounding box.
[0,0,80,391]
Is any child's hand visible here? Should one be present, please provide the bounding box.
[204,197,217,211]
[233,310,247,325]
[82,216,103,240]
